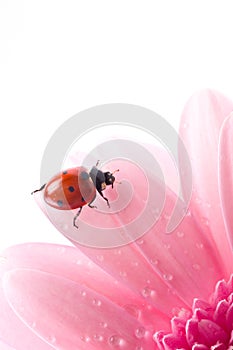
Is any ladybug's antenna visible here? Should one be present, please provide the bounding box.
[111,169,120,175]
[31,183,46,195]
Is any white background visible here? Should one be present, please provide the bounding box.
[0,1,233,252]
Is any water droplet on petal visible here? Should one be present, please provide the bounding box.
[177,231,184,238]
[48,335,56,344]
[93,334,104,342]
[124,304,140,319]
[196,242,204,249]
[137,239,144,245]
[100,321,108,328]
[81,335,91,343]
[164,243,171,249]
[141,286,151,298]
[93,299,102,306]
[108,335,124,347]
[192,263,201,271]
[57,247,66,254]
[150,258,159,265]
[201,217,209,226]
[80,290,87,297]
[195,197,202,204]
[61,223,69,231]
[163,274,173,281]
[114,249,122,255]
[97,255,104,262]
[163,213,170,220]
[75,259,82,265]
[135,326,146,339]
[119,271,127,278]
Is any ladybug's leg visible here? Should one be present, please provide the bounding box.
[88,196,97,209]
[96,160,100,167]
[97,189,110,208]
[73,207,82,229]
[31,183,46,195]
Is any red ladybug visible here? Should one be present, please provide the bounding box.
[31,161,119,228]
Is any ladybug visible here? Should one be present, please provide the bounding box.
[31,161,119,228]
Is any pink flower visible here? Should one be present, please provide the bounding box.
[0,89,233,349]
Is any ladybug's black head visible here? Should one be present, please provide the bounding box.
[104,171,115,188]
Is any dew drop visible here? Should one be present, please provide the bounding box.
[192,263,201,271]
[177,231,184,238]
[195,197,202,204]
[48,335,56,344]
[114,249,122,255]
[93,334,104,342]
[124,304,140,319]
[141,286,151,298]
[108,334,124,347]
[61,223,69,231]
[164,243,171,249]
[81,335,91,343]
[119,271,127,278]
[135,326,146,339]
[97,255,104,262]
[141,286,157,299]
[75,259,82,265]
[196,242,204,249]
[57,247,66,254]
[201,217,209,226]
[163,274,173,281]
[100,321,108,328]
[80,290,87,297]
[185,209,192,217]
[150,258,159,265]
[137,239,144,245]
[93,299,102,306]
[163,213,170,220]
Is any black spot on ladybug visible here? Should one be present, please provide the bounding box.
[68,186,75,192]
[81,196,85,202]
[57,200,63,207]
[80,171,89,180]
[63,171,68,175]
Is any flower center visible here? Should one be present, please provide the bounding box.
[153,275,233,349]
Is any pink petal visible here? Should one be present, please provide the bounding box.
[37,156,223,315]
[0,340,16,350]
[0,287,53,350]
[3,268,156,350]
[180,89,233,276]
[0,250,56,350]
[219,113,233,249]
[74,178,224,315]
[1,243,169,331]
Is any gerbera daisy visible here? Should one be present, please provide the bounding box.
[0,89,232,349]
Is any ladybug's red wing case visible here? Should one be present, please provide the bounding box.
[44,167,96,210]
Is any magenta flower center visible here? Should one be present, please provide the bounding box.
[154,275,233,349]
